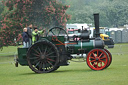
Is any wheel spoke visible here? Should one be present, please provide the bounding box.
[29,57,39,60]
[51,30,56,36]
[98,53,103,58]
[46,52,55,56]
[41,45,45,51]
[47,47,52,53]
[35,61,40,67]
[100,57,106,60]
[89,60,96,63]
[92,62,96,66]
[44,46,48,55]
[92,53,96,58]
[47,58,55,62]
[32,48,40,55]
[43,63,45,72]
[96,62,99,68]
[58,29,61,36]
[33,53,40,57]
[100,62,102,67]
[47,61,53,66]
[33,58,40,64]
[39,61,43,70]
[97,51,99,57]
[89,56,95,59]
[38,47,42,55]
[99,60,106,64]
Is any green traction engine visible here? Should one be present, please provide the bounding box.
[16,14,112,73]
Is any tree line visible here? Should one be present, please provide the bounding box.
[60,0,128,27]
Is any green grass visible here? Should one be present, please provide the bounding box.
[0,44,128,85]
[0,46,18,56]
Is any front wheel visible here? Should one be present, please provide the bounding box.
[104,49,112,68]
[86,49,109,70]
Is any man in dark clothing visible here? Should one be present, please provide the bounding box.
[22,28,29,48]
[27,24,33,46]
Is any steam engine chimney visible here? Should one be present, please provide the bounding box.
[94,13,100,37]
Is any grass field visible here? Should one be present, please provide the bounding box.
[0,44,128,85]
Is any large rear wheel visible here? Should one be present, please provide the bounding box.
[27,40,59,73]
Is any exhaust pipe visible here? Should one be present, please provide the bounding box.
[94,13,100,37]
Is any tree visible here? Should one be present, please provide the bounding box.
[0,0,71,46]
[0,0,4,28]
[67,6,93,24]
[65,0,128,27]
[99,0,128,27]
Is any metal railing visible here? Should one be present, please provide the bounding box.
[107,44,128,55]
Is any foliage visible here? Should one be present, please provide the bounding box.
[0,0,70,46]
[68,6,93,24]
[0,0,4,28]
[98,0,128,27]
[64,0,128,27]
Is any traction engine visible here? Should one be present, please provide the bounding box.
[16,14,112,73]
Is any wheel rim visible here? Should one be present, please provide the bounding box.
[46,27,69,40]
[86,49,109,70]
[104,49,112,68]
[27,41,59,73]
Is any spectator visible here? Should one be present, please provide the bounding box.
[27,24,33,46]
[22,28,29,48]
[32,27,45,43]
